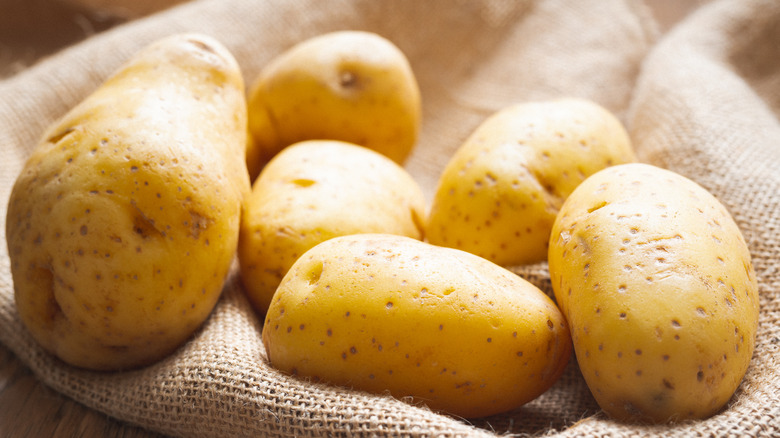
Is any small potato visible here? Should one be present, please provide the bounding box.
[246,30,421,176]
[5,34,250,370]
[548,163,759,423]
[426,98,635,266]
[262,234,571,418]
[238,140,425,315]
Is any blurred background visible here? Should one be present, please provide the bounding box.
[1,0,709,79]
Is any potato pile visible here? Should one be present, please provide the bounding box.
[6,31,758,424]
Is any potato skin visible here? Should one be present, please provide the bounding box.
[548,163,759,423]
[262,234,571,418]
[239,140,425,315]
[5,34,250,370]
[426,98,635,266]
[246,30,421,173]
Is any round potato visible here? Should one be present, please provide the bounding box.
[5,34,250,370]
[246,30,421,176]
[548,163,759,423]
[426,98,636,266]
[262,234,571,419]
[238,140,425,315]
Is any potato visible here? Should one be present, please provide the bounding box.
[426,98,636,266]
[262,234,571,418]
[548,163,759,422]
[5,34,251,370]
[246,30,421,175]
[238,140,425,315]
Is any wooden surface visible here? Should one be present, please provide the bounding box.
[0,1,704,437]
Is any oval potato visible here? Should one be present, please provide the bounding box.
[5,34,250,370]
[426,98,635,266]
[262,234,571,418]
[246,30,421,175]
[548,163,759,422]
[239,140,425,315]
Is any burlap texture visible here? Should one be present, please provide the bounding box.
[0,0,777,436]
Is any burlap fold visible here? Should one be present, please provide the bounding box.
[0,0,777,436]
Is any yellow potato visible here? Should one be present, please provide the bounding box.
[239,140,425,315]
[5,34,251,370]
[246,30,421,174]
[263,234,571,418]
[426,98,636,266]
[548,163,759,423]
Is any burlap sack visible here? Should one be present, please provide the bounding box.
[0,0,777,436]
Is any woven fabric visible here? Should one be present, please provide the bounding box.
[1,0,777,436]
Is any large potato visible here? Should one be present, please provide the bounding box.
[426,98,636,266]
[239,140,425,315]
[548,163,759,422]
[263,234,571,418]
[5,34,251,370]
[246,30,421,175]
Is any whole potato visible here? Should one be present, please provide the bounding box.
[239,140,425,315]
[548,163,759,422]
[263,234,571,418]
[426,98,636,266]
[246,30,421,175]
[5,34,251,370]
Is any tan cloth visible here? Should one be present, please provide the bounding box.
[0,0,777,436]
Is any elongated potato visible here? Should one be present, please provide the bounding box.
[549,163,759,422]
[427,98,635,266]
[239,140,425,315]
[5,34,250,370]
[263,234,571,418]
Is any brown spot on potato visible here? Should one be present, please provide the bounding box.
[305,261,323,285]
[133,212,163,239]
[339,70,359,89]
[187,211,211,239]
